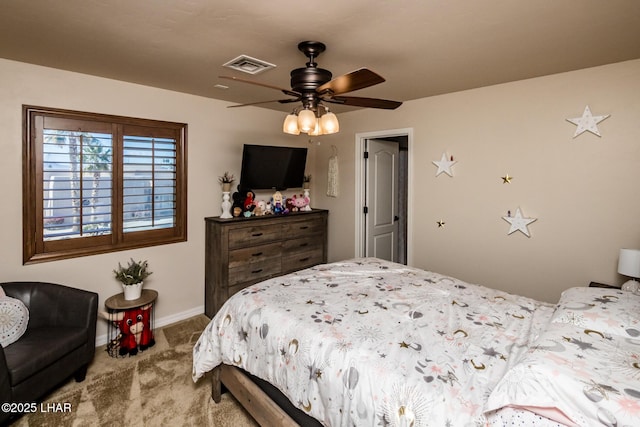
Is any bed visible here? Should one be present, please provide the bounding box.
[193,257,640,426]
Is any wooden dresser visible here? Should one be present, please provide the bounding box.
[204,209,328,317]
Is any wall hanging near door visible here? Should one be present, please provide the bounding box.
[327,145,339,197]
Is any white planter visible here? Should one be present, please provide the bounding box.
[123,282,143,300]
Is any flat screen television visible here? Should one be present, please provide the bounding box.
[239,144,308,192]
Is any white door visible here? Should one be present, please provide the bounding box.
[365,139,399,262]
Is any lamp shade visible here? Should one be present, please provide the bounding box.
[297,109,316,133]
[618,249,640,278]
[308,118,322,136]
[320,112,339,134]
[283,114,300,135]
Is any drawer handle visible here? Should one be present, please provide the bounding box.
[252,252,263,257]
[251,268,263,274]
[299,243,308,247]
[299,257,310,262]
[252,232,263,237]
[299,226,309,230]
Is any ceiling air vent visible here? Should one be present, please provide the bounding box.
[223,55,276,75]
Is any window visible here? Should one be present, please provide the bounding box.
[23,106,187,264]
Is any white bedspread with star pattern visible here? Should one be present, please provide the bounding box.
[193,258,557,426]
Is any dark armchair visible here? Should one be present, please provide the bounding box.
[0,282,98,424]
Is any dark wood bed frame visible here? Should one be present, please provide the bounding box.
[211,364,304,426]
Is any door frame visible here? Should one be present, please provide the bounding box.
[354,128,414,264]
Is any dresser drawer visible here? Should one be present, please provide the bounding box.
[283,218,324,239]
[282,235,321,254]
[282,247,324,273]
[229,224,283,249]
[228,259,281,286]
[229,242,281,269]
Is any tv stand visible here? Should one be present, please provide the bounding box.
[204,209,328,317]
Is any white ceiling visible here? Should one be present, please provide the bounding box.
[1,0,639,113]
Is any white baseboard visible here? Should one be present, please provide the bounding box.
[95,305,205,347]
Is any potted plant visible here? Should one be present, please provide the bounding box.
[303,174,311,190]
[219,171,235,192]
[113,258,152,300]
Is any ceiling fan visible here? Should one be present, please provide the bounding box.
[220,41,403,135]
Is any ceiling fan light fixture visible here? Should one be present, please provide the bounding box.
[298,109,316,133]
[227,42,401,136]
[320,111,339,134]
[283,113,300,135]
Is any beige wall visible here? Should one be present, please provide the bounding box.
[2,57,639,337]
[313,59,640,303]
[0,58,314,341]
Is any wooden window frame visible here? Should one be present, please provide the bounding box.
[23,105,187,264]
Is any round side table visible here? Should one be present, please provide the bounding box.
[104,289,158,357]
[105,289,158,311]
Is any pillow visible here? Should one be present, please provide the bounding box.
[550,286,640,338]
[485,322,640,427]
[0,287,29,347]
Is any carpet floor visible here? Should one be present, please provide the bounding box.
[13,315,258,426]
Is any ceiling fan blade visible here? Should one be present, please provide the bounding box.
[325,95,402,110]
[219,76,300,98]
[227,98,300,108]
[316,68,385,95]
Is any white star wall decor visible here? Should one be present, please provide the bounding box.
[502,207,537,237]
[566,105,610,138]
[432,153,456,177]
